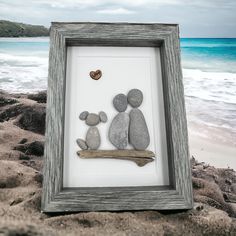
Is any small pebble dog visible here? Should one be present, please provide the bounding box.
[77,111,107,150]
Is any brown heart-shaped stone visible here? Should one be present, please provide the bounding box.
[90,70,102,80]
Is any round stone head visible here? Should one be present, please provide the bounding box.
[127,89,143,108]
[113,93,128,112]
[79,111,107,126]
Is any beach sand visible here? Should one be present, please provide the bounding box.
[0,90,235,235]
[189,133,236,169]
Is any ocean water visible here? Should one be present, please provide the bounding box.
[0,37,236,146]
[0,37,49,92]
[181,38,236,146]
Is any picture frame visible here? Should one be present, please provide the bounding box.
[42,22,193,212]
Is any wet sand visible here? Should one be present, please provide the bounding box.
[189,133,236,169]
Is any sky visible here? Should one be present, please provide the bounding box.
[0,0,236,37]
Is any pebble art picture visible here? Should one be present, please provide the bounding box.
[76,71,155,167]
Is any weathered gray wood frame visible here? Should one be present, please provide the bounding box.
[42,22,193,212]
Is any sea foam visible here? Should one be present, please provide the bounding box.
[0,51,48,93]
[183,68,236,104]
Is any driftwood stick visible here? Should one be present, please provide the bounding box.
[77,150,156,167]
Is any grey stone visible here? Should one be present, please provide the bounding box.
[85,113,100,126]
[76,138,88,150]
[79,111,89,120]
[109,112,129,149]
[113,94,127,112]
[86,127,101,150]
[129,108,150,150]
[127,89,143,108]
[99,111,108,123]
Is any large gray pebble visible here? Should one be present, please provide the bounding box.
[127,89,143,108]
[129,108,150,150]
[76,138,88,150]
[113,94,127,112]
[85,113,100,126]
[79,111,89,120]
[99,111,108,123]
[86,127,101,150]
[109,112,129,149]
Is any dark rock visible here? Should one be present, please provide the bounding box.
[19,153,31,160]
[113,94,127,112]
[15,105,46,134]
[14,141,44,156]
[195,204,204,211]
[129,108,150,150]
[18,138,28,144]
[86,127,100,150]
[79,111,89,120]
[99,111,108,123]
[0,103,26,122]
[28,91,47,103]
[127,89,143,108]
[21,160,37,169]
[10,197,23,206]
[109,112,129,149]
[0,96,18,107]
[76,138,88,150]
[34,172,43,184]
[25,141,44,156]
[85,113,100,126]
[14,144,27,153]
[225,178,232,185]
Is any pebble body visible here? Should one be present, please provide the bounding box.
[127,89,143,108]
[85,113,100,126]
[99,111,108,123]
[79,111,89,120]
[109,112,129,149]
[129,108,150,150]
[86,127,101,150]
[76,138,88,150]
[113,94,128,112]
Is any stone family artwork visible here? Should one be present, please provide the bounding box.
[76,73,155,167]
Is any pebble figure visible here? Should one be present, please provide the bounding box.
[77,111,107,150]
[108,94,130,149]
[128,89,150,150]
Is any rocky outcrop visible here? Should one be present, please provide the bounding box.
[27,91,47,103]
[0,91,46,134]
[0,20,49,37]
[15,105,46,134]
[192,157,236,217]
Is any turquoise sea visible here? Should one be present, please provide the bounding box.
[0,37,236,146]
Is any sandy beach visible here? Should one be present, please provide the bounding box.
[189,134,236,169]
[0,90,235,235]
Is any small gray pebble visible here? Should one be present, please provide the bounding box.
[79,111,89,120]
[86,127,101,150]
[113,94,127,112]
[109,112,129,149]
[85,113,100,126]
[129,108,150,150]
[76,138,88,150]
[99,111,108,123]
[127,89,143,108]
